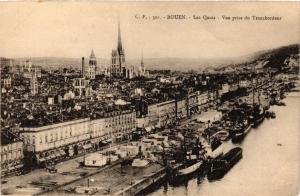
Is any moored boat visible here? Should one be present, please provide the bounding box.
[168,159,205,185]
[252,105,266,128]
[231,122,252,143]
[177,160,203,176]
[211,130,230,141]
[207,147,242,181]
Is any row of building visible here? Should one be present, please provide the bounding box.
[16,86,222,167]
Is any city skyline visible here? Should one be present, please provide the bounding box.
[1,2,299,195]
[0,2,298,60]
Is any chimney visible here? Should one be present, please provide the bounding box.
[82,57,85,77]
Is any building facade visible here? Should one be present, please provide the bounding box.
[1,131,24,177]
[21,118,91,165]
[147,103,159,128]
[157,100,176,128]
[20,108,136,166]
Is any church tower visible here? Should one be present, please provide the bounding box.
[140,53,145,76]
[111,20,126,78]
[87,49,96,79]
[89,49,97,66]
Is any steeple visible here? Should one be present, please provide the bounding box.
[117,20,123,53]
[141,51,144,68]
[90,49,96,59]
[89,49,97,66]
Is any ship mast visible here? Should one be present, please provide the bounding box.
[252,66,256,107]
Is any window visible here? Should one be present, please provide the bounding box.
[61,131,63,140]
[2,154,6,162]
[50,133,53,142]
[45,134,48,143]
[32,136,35,145]
[26,136,30,144]
[93,160,96,164]
[39,135,42,144]
[55,132,58,141]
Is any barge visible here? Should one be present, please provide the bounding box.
[207,147,242,181]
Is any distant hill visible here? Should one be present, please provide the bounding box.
[14,55,255,71]
[215,44,299,72]
[13,44,299,71]
[258,44,299,69]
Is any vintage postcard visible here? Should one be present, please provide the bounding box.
[0,2,299,196]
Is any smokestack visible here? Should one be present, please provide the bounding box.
[82,57,85,77]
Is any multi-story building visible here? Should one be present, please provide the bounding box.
[188,92,199,116]
[20,118,91,166]
[1,75,11,89]
[89,108,136,145]
[157,100,176,128]
[176,99,187,120]
[197,92,209,110]
[102,109,136,143]
[147,103,159,128]
[20,106,136,166]
[1,131,24,177]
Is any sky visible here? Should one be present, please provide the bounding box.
[0,2,299,60]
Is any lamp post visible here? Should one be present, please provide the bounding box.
[87,178,94,188]
[207,120,211,144]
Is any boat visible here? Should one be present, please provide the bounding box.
[176,160,203,176]
[252,105,266,128]
[131,158,149,167]
[211,130,230,141]
[276,101,286,106]
[231,122,252,143]
[270,112,276,119]
[168,158,205,185]
[207,147,242,181]
[266,111,276,119]
[168,138,206,184]
[206,144,224,159]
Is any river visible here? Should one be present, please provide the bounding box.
[150,92,299,196]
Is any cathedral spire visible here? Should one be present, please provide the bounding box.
[117,20,123,53]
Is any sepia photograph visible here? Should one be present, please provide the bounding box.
[0,2,299,196]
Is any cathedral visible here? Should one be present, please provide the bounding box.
[79,21,147,80]
[111,21,127,78]
[110,21,146,79]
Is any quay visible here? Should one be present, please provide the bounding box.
[114,167,166,195]
[44,162,165,195]
[2,76,297,195]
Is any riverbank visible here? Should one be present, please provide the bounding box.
[150,91,299,196]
